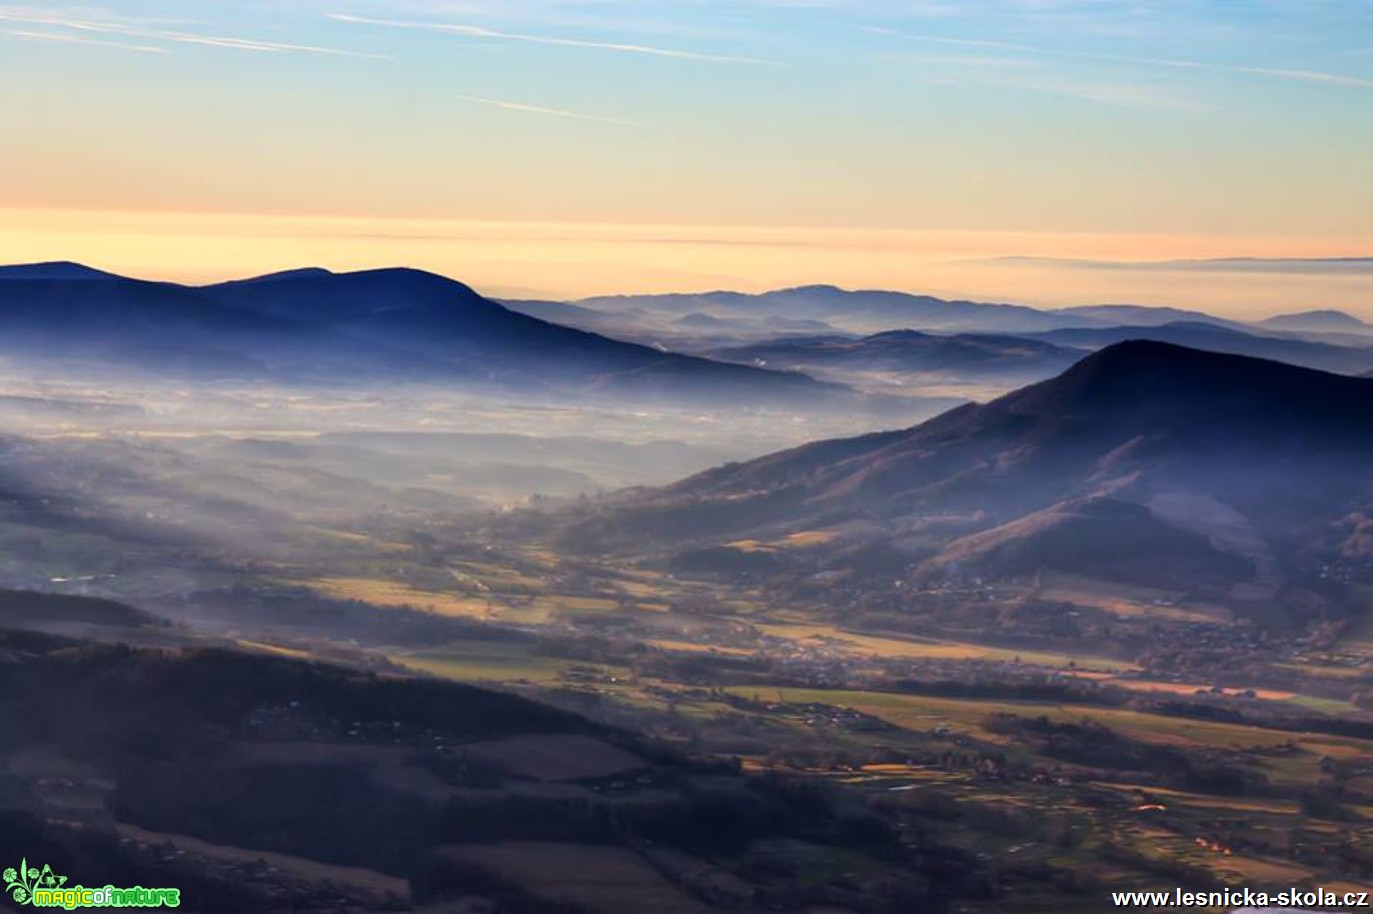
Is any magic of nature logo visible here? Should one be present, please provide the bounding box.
[4,858,180,909]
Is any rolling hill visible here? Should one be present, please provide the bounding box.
[1051,303,1241,328]
[0,262,299,373]
[0,609,961,912]
[510,285,1373,381]
[707,330,1083,383]
[563,342,1373,612]
[571,285,1107,335]
[1258,309,1373,334]
[0,263,868,410]
[1017,321,1373,375]
[0,261,127,281]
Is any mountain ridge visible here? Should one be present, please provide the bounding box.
[572,285,1109,334]
[1017,321,1373,375]
[1258,309,1371,333]
[0,261,126,281]
[662,340,1373,506]
[560,342,1373,615]
[0,262,873,410]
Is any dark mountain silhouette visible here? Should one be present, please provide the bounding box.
[1019,321,1373,375]
[200,267,868,405]
[0,588,165,632]
[0,261,126,281]
[0,624,955,911]
[707,329,1082,381]
[0,263,866,408]
[211,267,337,286]
[1259,310,1372,334]
[0,265,301,373]
[567,343,1373,612]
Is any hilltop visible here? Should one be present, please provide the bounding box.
[555,342,1373,619]
[0,263,874,411]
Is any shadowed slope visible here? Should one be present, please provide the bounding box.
[561,343,1373,604]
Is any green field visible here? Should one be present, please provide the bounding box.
[754,621,1136,671]
[725,685,1363,755]
[390,640,581,683]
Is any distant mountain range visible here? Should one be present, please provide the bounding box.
[658,309,1373,394]
[551,285,1109,335]
[5,263,1369,411]
[504,286,1373,399]
[1053,304,1242,328]
[562,343,1373,620]
[507,284,1372,341]
[0,263,887,411]
[1257,310,1372,333]
[508,297,846,344]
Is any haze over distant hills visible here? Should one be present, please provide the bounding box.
[1052,304,1242,328]
[504,283,1373,398]
[1257,310,1372,333]
[507,283,1372,340]
[0,263,885,412]
[523,285,1109,336]
[5,261,1370,415]
[706,331,1084,386]
[559,342,1373,624]
[4,261,1373,907]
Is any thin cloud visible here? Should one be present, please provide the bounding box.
[0,9,386,58]
[456,94,633,125]
[5,28,167,53]
[328,13,777,65]
[1017,77,1209,112]
[902,33,1373,90]
[1166,61,1373,90]
[912,66,1208,111]
[893,46,1205,110]
[902,52,1039,69]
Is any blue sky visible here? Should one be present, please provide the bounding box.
[1,1,1370,303]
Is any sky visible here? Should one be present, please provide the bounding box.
[1,1,1371,314]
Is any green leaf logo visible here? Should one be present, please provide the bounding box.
[4,857,57,906]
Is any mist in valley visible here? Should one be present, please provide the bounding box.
[1,260,1372,914]
[3,0,1372,900]
[0,348,961,613]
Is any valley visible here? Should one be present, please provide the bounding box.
[1,267,1372,912]
[10,4,1373,908]
[8,460,1370,910]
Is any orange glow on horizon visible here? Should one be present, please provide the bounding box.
[2,206,1370,318]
